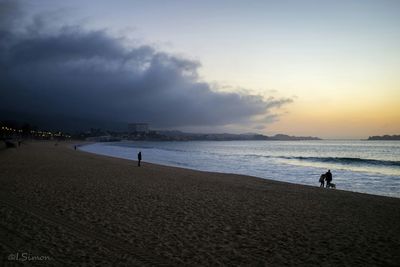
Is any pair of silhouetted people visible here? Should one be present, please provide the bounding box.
[137,151,142,167]
[319,170,333,188]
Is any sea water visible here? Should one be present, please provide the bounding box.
[79,140,400,198]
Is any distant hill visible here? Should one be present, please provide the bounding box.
[367,135,400,141]
[268,134,321,141]
[157,131,321,141]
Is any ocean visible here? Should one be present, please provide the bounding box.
[79,140,400,198]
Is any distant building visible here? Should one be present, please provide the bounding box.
[128,123,149,134]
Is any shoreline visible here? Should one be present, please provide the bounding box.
[81,144,400,200]
[1,141,399,265]
[78,141,400,199]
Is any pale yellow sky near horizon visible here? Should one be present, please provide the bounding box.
[193,27,400,139]
[196,56,400,139]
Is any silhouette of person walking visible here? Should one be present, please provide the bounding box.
[137,151,142,167]
[325,170,332,188]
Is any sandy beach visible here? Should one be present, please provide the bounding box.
[0,141,399,266]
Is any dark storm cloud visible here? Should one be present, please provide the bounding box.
[0,1,292,130]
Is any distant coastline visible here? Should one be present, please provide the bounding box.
[152,132,322,141]
[367,135,400,141]
[84,132,322,142]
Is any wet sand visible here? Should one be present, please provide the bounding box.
[0,141,399,266]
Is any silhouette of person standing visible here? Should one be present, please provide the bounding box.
[325,170,332,188]
[137,151,142,167]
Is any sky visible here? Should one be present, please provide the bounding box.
[1,0,399,138]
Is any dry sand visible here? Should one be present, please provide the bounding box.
[0,141,399,266]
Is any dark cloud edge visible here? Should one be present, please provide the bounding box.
[0,1,294,132]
